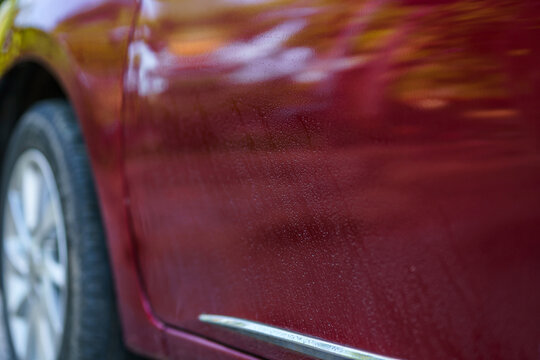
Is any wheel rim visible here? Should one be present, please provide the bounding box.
[2,149,68,360]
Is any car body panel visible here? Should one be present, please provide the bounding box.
[0,0,167,357]
[124,0,540,359]
[165,327,261,360]
[0,0,539,359]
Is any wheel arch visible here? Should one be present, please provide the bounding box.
[0,0,166,353]
[0,60,67,174]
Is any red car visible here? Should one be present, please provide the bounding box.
[0,0,539,359]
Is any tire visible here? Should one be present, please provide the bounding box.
[0,100,127,360]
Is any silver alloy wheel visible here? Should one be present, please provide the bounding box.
[2,149,68,360]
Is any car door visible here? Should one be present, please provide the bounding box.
[123,0,540,359]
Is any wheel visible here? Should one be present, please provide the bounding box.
[0,100,127,360]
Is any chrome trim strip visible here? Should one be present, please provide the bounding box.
[199,314,399,360]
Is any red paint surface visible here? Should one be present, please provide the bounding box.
[1,0,540,359]
[124,1,540,359]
